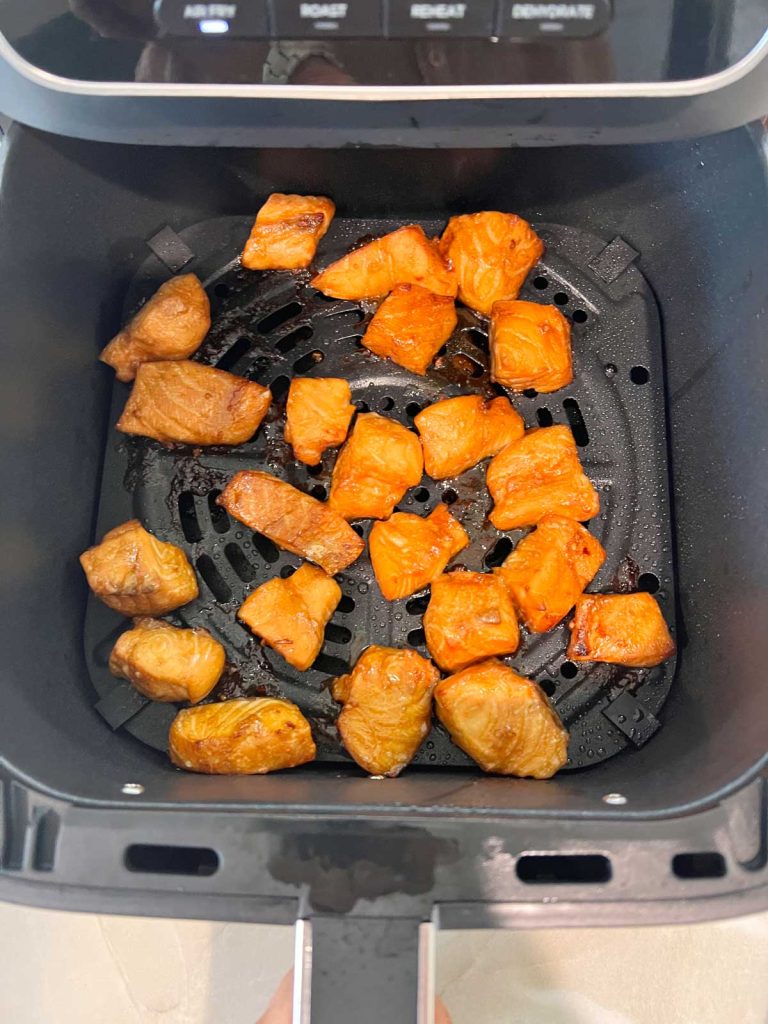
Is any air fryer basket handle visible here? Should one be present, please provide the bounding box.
[294,917,432,1024]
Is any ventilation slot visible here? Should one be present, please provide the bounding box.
[293,350,325,373]
[271,375,290,400]
[536,408,554,427]
[563,398,589,447]
[407,627,426,648]
[325,624,352,645]
[672,852,727,879]
[224,543,257,582]
[258,302,302,335]
[280,564,297,579]
[412,487,430,503]
[517,854,611,884]
[484,537,513,568]
[178,492,202,543]
[560,661,579,679]
[313,653,349,675]
[125,844,219,877]
[196,555,232,603]
[441,488,458,505]
[275,325,313,354]
[208,491,230,534]
[32,810,60,872]
[253,533,280,564]
[464,328,489,352]
[337,595,355,613]
[638,572,660,594]
[216,336,251,372]
[406,595,430,616]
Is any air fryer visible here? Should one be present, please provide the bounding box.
[0,3,766,1022]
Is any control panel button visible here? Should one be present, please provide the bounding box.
[387,0,496,37]
[498,1,612,38]
[271,1,383,37]
[155,0,270,37]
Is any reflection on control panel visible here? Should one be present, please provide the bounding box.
[1,0,765,86]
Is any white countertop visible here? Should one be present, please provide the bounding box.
[0,902,766,1022]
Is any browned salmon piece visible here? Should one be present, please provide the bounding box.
[241,193,335,270]
[80,519,198,616]
[435,659,568,778]
[100,274,211,383]
[332,646,439,777]
[116,360,271,446]
[361,283,457,375]
[495,514,606,632]
[109,618,225,703]
[490,300,573,393]
[311,225,457,300]
[369,504,469,601]
[284,377,355,465]
[439,212,544,316]
[169,698,316,774]
[487,425,600,530]
[238,563,341,671]
[568,592,676,668]
[218,471,364,575]
[328,412,424,520]
[423,570,519,673]
[414,394,524,480]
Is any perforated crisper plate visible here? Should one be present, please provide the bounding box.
[84,215,677,772]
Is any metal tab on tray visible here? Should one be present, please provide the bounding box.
[602,690,661,747]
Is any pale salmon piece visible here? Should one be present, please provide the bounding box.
[435,659,568,778]
[490,300,573,393]
[311,225,457,300]
[328,412,424,520]
[284,377,355,465]
[487,425,600,530]
[361,283,457,375]
[369,504,469,601]
[332,645,439,776]
[117,360,271,446]
[238,563,341,671]
[241,193,335,270]
[439,212,544,316]
[495,514,605,632]
[568,592,676,668]
[423,570,520,673]
[414,394,524,480]
[170,697,316,774]
[218,471,364,576]
[109,618,225,703]
[100,274,211,383]
[80,520,198,616]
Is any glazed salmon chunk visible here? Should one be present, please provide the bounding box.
[117,360,271,446]
[332,646,439,777]
[361,283,457,375]
[219,471,364,576]
[109,618,225,703]
[328,413,424,520]
[487,425,600,530]
[241,193,335,270]
[490,300,573,393]
[369,504,469,601]
[312,225,457,300]
[80,520,198,616]
[100,274,211,383]
[495,514,606,633]
[415,394,524,480]
[568,592,676,668]
[238,563,341,671]
[423,570,520,673]
[285,377,355,465]
[435,659,568,778]
[439,212,544,316]
[169,698,316,774]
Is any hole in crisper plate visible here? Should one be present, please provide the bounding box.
[178,492,202,543]
[195,555,232,603]
[484,537,513,568]
[252,533,280,564]
[563,397,589,447]
[224,543,257,582]
[275,325,313,354]
[258,301,302,335]
[208,491,230,534]
[216,336,251,372]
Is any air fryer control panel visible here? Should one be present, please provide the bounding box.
[0,0,765,87]
[154,0,613,40]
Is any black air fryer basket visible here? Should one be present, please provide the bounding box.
[1,6,768,1021]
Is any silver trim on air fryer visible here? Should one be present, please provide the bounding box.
[0,24,767,102]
